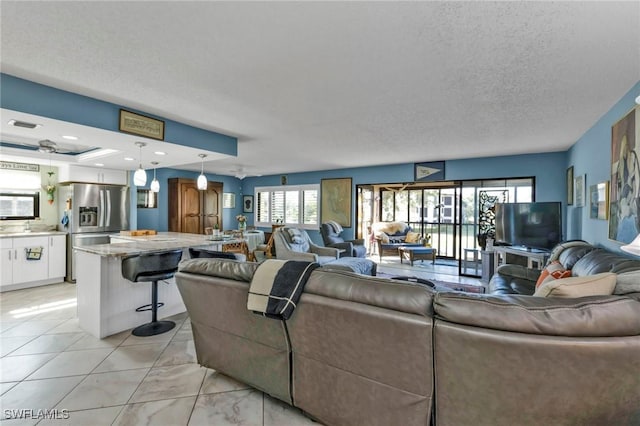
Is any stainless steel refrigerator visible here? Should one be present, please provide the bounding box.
[58,183,130,282]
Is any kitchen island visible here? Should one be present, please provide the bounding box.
[74,232,232,338]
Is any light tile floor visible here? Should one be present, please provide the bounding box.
[0,282,316,426]
[1,259,481,425]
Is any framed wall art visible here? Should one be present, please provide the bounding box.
[223,193,236,209]
[243,195,254,213]
[574,174,586,207]
[119,109,165,140]
[590,182,609,220]
[321,177,352,227]
[566,166,574,205]
[415,161,445,182]
[609,105,639,243]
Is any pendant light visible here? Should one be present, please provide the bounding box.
[133,142,147,186]
[197,154,208,190]
[150,161,160,193]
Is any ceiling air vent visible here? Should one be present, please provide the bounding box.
[8,119,41,129]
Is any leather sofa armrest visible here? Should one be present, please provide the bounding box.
[495,264,541,281]
[434,292,640,337]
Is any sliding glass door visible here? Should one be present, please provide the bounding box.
[356,177,534,277]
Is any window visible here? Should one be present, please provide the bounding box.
[0,192,40,220]
[255,184,319,229]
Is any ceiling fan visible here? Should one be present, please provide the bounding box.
[230,167,261,180]
[36,139,72,154]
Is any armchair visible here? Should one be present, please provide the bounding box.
[320,221,366,258]
[273,227,340,264]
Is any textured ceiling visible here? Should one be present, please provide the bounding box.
[1,1,639,177]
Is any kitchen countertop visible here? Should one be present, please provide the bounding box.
[0,231,66,238]
[74,231,231,257]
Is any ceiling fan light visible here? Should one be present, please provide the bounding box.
[133,166,147,186]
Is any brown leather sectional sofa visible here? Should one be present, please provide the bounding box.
[175,257,640,426]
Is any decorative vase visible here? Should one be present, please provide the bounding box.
[239,222,246,231]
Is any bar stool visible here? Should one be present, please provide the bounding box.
[121,249,183,337]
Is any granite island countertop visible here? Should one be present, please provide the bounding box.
[74,231,229,257]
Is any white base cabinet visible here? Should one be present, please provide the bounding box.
[0,235,67,292]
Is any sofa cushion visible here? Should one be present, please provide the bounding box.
[533,272,616,298]
[572,249,640,277]
[405,231,421,243]
[433,291,640,337]
[556,244,596,270]
[614,271,640,295]
[535,260,571,288]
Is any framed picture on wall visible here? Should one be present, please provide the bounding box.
[609,105,639,243]
[566,166,574,205]
[575,174,586,207]
[590,182,609,220]
[223,193,235,209]
[321,177,352,227]
[243,195,253,213]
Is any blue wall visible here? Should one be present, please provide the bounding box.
[567,81,640,251]
[0,73,237,155]
[136,168,243,231]
[239,152,567,245]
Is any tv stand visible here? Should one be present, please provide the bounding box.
[493,246,550,270]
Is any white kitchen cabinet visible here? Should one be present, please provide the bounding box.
[58,165,128,185]
[13,236,49,284]
[48,235,66,279]
[0,239,13,286]
[0,234,66,292]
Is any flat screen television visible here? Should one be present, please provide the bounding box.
[494,202,562,251]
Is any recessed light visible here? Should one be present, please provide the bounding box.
[62,135,78,140]
[95,163,104,167]
[154,151,167,156]
[124,157,134,161]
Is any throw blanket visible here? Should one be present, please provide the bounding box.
[247,259,319,320]
[327,220,343,234]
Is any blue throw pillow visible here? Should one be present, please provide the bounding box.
[288,228,304,244]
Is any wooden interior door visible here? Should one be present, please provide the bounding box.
[202,182,223,230]
[181,183,202,233]
[168,178,223,234]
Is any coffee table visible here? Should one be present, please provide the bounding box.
[399,246,437,266]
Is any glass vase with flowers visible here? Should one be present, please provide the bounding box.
[236,214,247,231]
